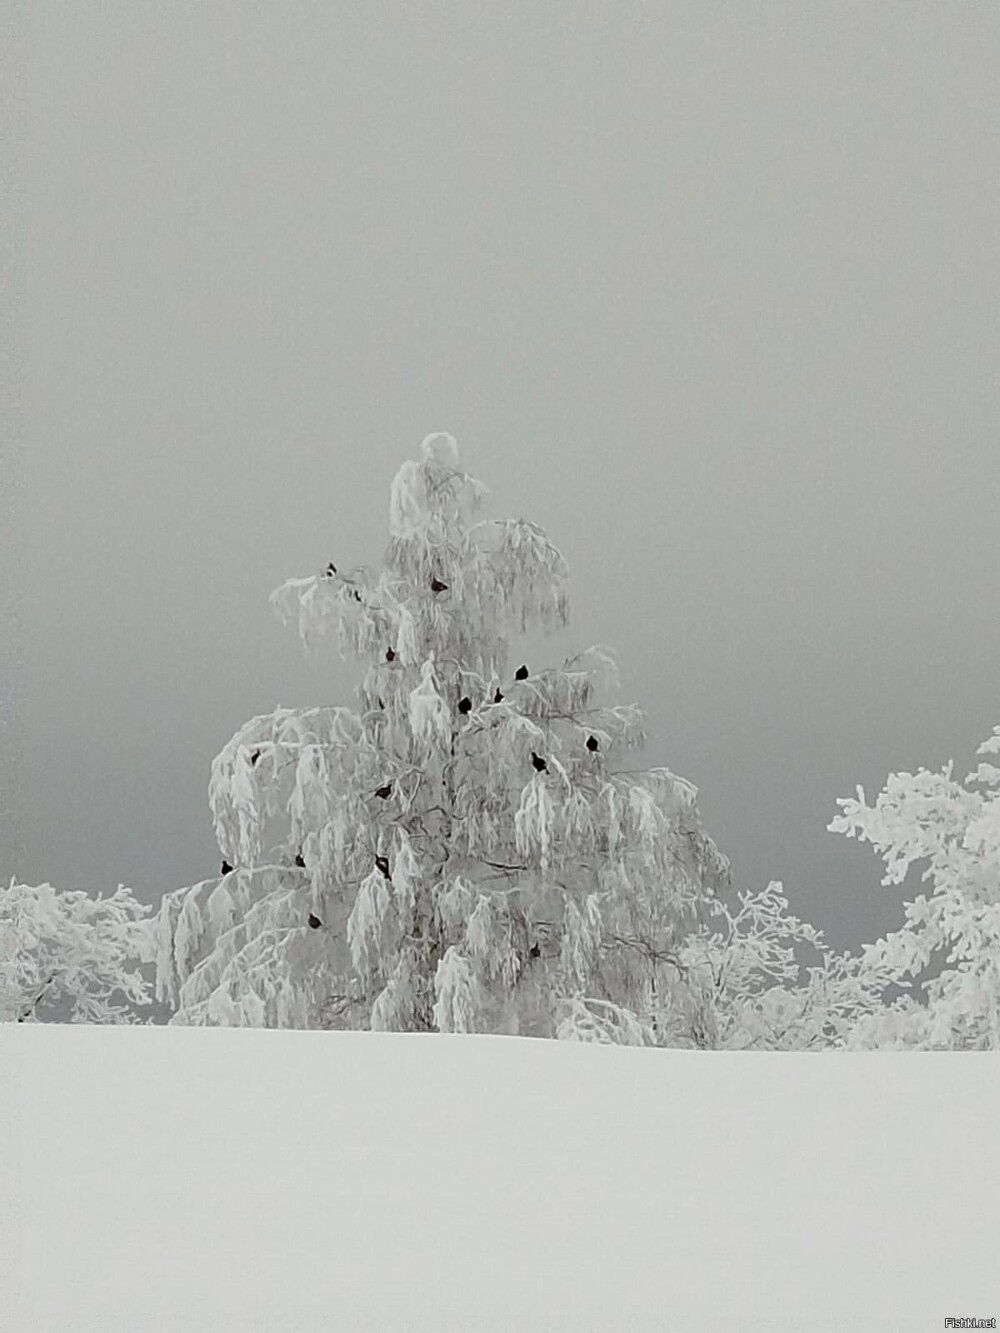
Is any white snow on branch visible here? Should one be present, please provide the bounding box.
[389,459,429,539]
[514,776,557,871]
[433,947,478,1033]
[408,658,450,749]
[347,870,395,981]
[1,878,152,1024]
[555,996,655,1046]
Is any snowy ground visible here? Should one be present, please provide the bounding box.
[1,1027,997,1332]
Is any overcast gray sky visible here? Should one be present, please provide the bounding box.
[7,2,999,955]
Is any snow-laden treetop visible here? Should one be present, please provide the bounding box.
[269,431,569,676]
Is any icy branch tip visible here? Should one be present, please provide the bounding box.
[421,432,459,466]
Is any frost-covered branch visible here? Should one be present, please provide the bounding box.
[1,878,153,1024]
[828,725,1000,1049]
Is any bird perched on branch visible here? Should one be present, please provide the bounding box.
[457,696,472,715]
[493,689,504,704]
[586,735,599,752]
[220,860,233,876]
[294,853,306,869]
[324,563,337,577]
[430,577,448,593]
[353,590,362,602]
[374,783,392,799]
[529,943,540,959]
[385,647,396,662]
[375,855,391,879]
[308,914,322,930]
[530,752,547,773]
[514,664,529,681]
[250,749,261,766]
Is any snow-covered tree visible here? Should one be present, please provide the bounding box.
[671,879,895,1050]
[0,877,154,1023]
[154,432,731,1036]
[643,722,1000,1053]
[828,725,1000,1050]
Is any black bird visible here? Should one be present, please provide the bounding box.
[308,913,322,930]
[457,696,472,715]
[220,859,233,876]
[294,853,306,869]
[375,855,391,879]
[377,698,386,710]
[430,577,448,593]
[529,943,541,959]
[250,749,261,766]
[586,735,599,752]
[514,664,529,681]
[530,752,547,773]
[374,783,392,799]
[353,590,362,602]
[385,647,396,662]
[324,562,337,577]
[493,689,504,704]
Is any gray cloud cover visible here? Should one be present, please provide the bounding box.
[8,3,999,956]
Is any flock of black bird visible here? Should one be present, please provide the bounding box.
[234,579,606,928]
